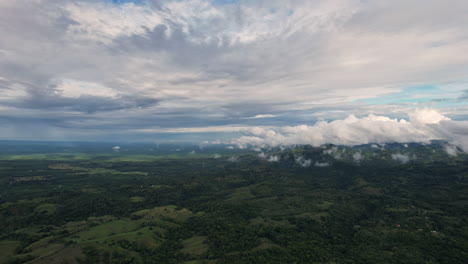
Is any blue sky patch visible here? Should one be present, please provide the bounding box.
[356,85,451,105]
[110,0,144,5]
[212,0,239,5]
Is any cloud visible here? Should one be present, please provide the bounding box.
[295,156,312,167]
[267,155,280,162]
[64,1,166,44]
[134,125,267,133]
[258,152,280,162]
[352,152,362,163]
[1,1,468,141]
[231,109,468,152]
[444,144,459,156]
[242,114,278,119]
[459,90,468,100]
[391,153,411,164]
[323,146,346,160]
[54,79,119,98]
[323,146,345,160]
[314,161,330,167]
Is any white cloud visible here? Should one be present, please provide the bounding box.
[408,109,450,125]
[243,114,278,119]
[391,153,411,164]
[323,146,344,159]
[323,146,339,155]
[267,155,280,162]
[352,152,362,163]
[314,161,330,167]
[65,2,166,44]
[296,156,312,167]
[258,152,280,162]
[444,144,459,156]
[63,0,356,46]
[231,109,468,152]
[54,79,119,98]
[134,125,270,133]
[0,82,29,100]
[1,1,468,141]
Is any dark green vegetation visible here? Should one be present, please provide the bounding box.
[0,141,467,263]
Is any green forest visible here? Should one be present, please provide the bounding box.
[0,142,467,263]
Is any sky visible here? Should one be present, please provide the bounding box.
[0,0,468,148]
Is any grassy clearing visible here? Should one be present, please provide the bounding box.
[1,153,95,161]
[28,242,65,260]
[73,225,163,250]
[107,153,213,162]
[1,152,216,162]
[183,260,217,264]
[62,207,192,245]
[227,185,257,202]
[249,217,295,228]
[13,176,49,182]
[64,216,117,235]
[314,201,334,211]
[74,168,147,176]
[130,196,145,203]
[132,206,193,224]
[0,240,21,263]
[180,236,209,256]
[250,238,281,252]
[1,198,48,210]
[50,163,149,176]
[72,219,142,242]
[296,212,329,221]
[34,203,58,215]
[5,206,194,263]
[80,188,102,193]
[48,163,85,170]
[28,245,85,264]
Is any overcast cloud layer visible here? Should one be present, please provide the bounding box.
[0,0,467,145]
